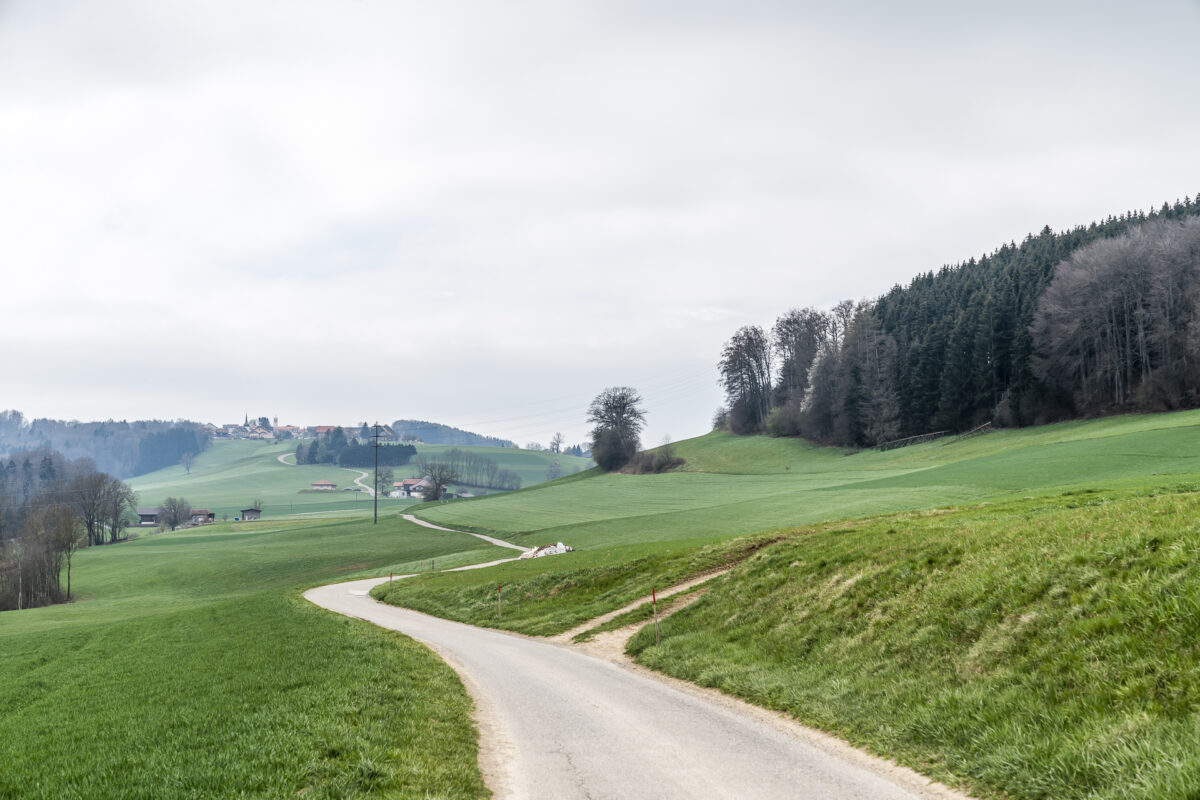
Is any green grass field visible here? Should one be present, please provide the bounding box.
[381,409,1200,800]
[16,408,1200,799]
[412,409,1200,549]
[128,439,592,521]
[0,515,507,799]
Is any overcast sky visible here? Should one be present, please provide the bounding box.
[2,0,1198,449]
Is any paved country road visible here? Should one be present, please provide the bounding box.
[305,577,971,800]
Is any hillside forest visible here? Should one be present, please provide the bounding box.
[718,197,1200,447]
[0,412,211,478]
[294,427,418,468]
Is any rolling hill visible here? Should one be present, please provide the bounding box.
[127,438,593,520]
[379,408,1200,799]
[14,409,1200,799]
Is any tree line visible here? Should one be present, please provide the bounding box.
[417,449,523,491]
[1,448,137,611]
[718,196,1200,447]
[294,427,417,467]
[0,411,211,478]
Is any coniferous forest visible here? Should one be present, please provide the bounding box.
[718,196,1200,447]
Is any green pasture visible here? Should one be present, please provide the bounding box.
[16,408,1200,800]
[395,442,593,488]
[381,408,1200,799]
[0,515,506,799]
[374,533,776,637]
[413,409,1200,549]
[128,439,591,521]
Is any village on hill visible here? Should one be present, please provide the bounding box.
[200,419,406,443]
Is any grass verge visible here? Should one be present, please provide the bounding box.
[626,486,1200,800]
[373,534,782,637]
[570,586,703,643]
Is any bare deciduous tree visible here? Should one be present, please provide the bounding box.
[30,502,82,599]
[719,326,773,433]
[416,459,460,501]
[588,387,647,471]
[1033,218,1200,413]
[158,497,191,531]
[772,307,831,406]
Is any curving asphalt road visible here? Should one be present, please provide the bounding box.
[306,575,969,800]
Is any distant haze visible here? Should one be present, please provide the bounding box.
[2,0,1198,448]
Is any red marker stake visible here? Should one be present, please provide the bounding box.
[653,586,659,646]
[498,583,503,619]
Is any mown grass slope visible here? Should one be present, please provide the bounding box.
[628,487,1200,800]
[0,515,506,799]
[413,410,1200,549]
[406,442,594,487]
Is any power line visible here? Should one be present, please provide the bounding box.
[371,422,381,525]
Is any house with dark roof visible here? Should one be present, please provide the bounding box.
[240,508,262,521]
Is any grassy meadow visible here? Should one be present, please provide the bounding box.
[413,409,1200,548]
[0,514,506,799]
[383,409,1200,799]
[128,439,592,521]
[14,408,1200,799]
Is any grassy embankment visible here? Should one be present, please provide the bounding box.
[0,514,507,799]
[381,409,1200,631]
[376,409,1200,799]
[630,488,1200,800]
[128,439,592,521]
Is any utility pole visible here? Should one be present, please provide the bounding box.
[372,421,381,525]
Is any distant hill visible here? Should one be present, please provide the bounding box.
[0,410,211,478]
[390,419,515,448]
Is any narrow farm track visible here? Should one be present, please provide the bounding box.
[550,567,733,644]
[344,467,374,495]
[308,544,973,799]
[277,449,372,494]
[402,513,527,552]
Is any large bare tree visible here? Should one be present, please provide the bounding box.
[719,326,773,433]
[416,458,460,501]
[587,386,647,471]
[772,307,831,406]
[1033,218,1200,413]
[158,497,192,531]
